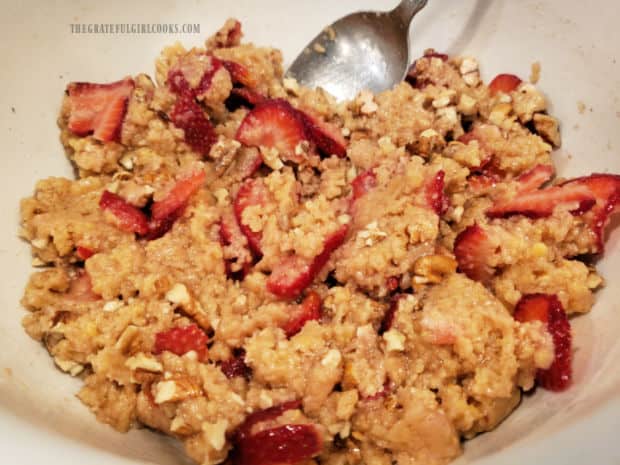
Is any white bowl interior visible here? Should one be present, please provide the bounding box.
[1,1,618,464]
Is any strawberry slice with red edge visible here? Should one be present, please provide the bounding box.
[233,424,322,465]
[453,224,496,282]
[167,55,224,97]
[146,170,206,240]
[486,182,595,219]
[170,94,217,156]
[282,291,322,337]
[67,78,134,142]
[232,400,322,465]
[267,224,348,299]
[514,293,572,391]
[468,172,501,193]
[425,170,449,215]
[99,190,149,235]
[561,173,620,251]
[235,99,308,163]
[488,73,522,95]
[516,164,555,193]
[151,170,206,221]
[235,400,302,442]
[145,208,185,241]
[153,323,209,362]
[299,110,347,158]
[233,179,271,256]
[222,60,256,88]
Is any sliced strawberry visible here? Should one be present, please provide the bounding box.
[233,424,322,465]
[489,73,522,95]
[562,173,620,251]
[222,60,256,88]
[453,224,496,282]
[516,164,555,193]
[425,170,448,215]
[226,87,267,110]
[151,170,206,221]
[220,349,251,379]
[514,294,572,391]
[170,94,217,156]
[99,190,149,235]
[220,210,253,279]
[76,246,95,260]
[282,291,322,337]
[350,169,377,202]
[145,207,185,241]
[233,179,271,255]
[235,401,302,442]
[300,111,347,158]
[67,78,134,142]
[235,99,308,163]
[468,172,500,193]
[167,55,223,97]
[486,182,595,219]
[267,225,348,299]
[153,323,209,362]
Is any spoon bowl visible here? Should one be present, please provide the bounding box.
[286,0,428,101]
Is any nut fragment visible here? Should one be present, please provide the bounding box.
[202,419,229,451]
[31,238,49,249]
[283,77,301,96]
[413,254,458,285]
[321,348,342,367]
[119,154,134,170]
[54,357,84,376]
[418,128,445,155]
[459,57,480,86]
[383,329,406,352]
[154,378,203,404]
[166,283,191,306]
[457,94,477,115]
[125,353,163,372]
[356,90,378,115]
[488,103,513,126]
[103,300,123,312]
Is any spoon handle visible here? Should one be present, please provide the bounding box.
[391,0,428,26]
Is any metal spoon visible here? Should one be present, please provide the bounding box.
[286,0,428,101]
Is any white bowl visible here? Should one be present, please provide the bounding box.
[1,1,618,464]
